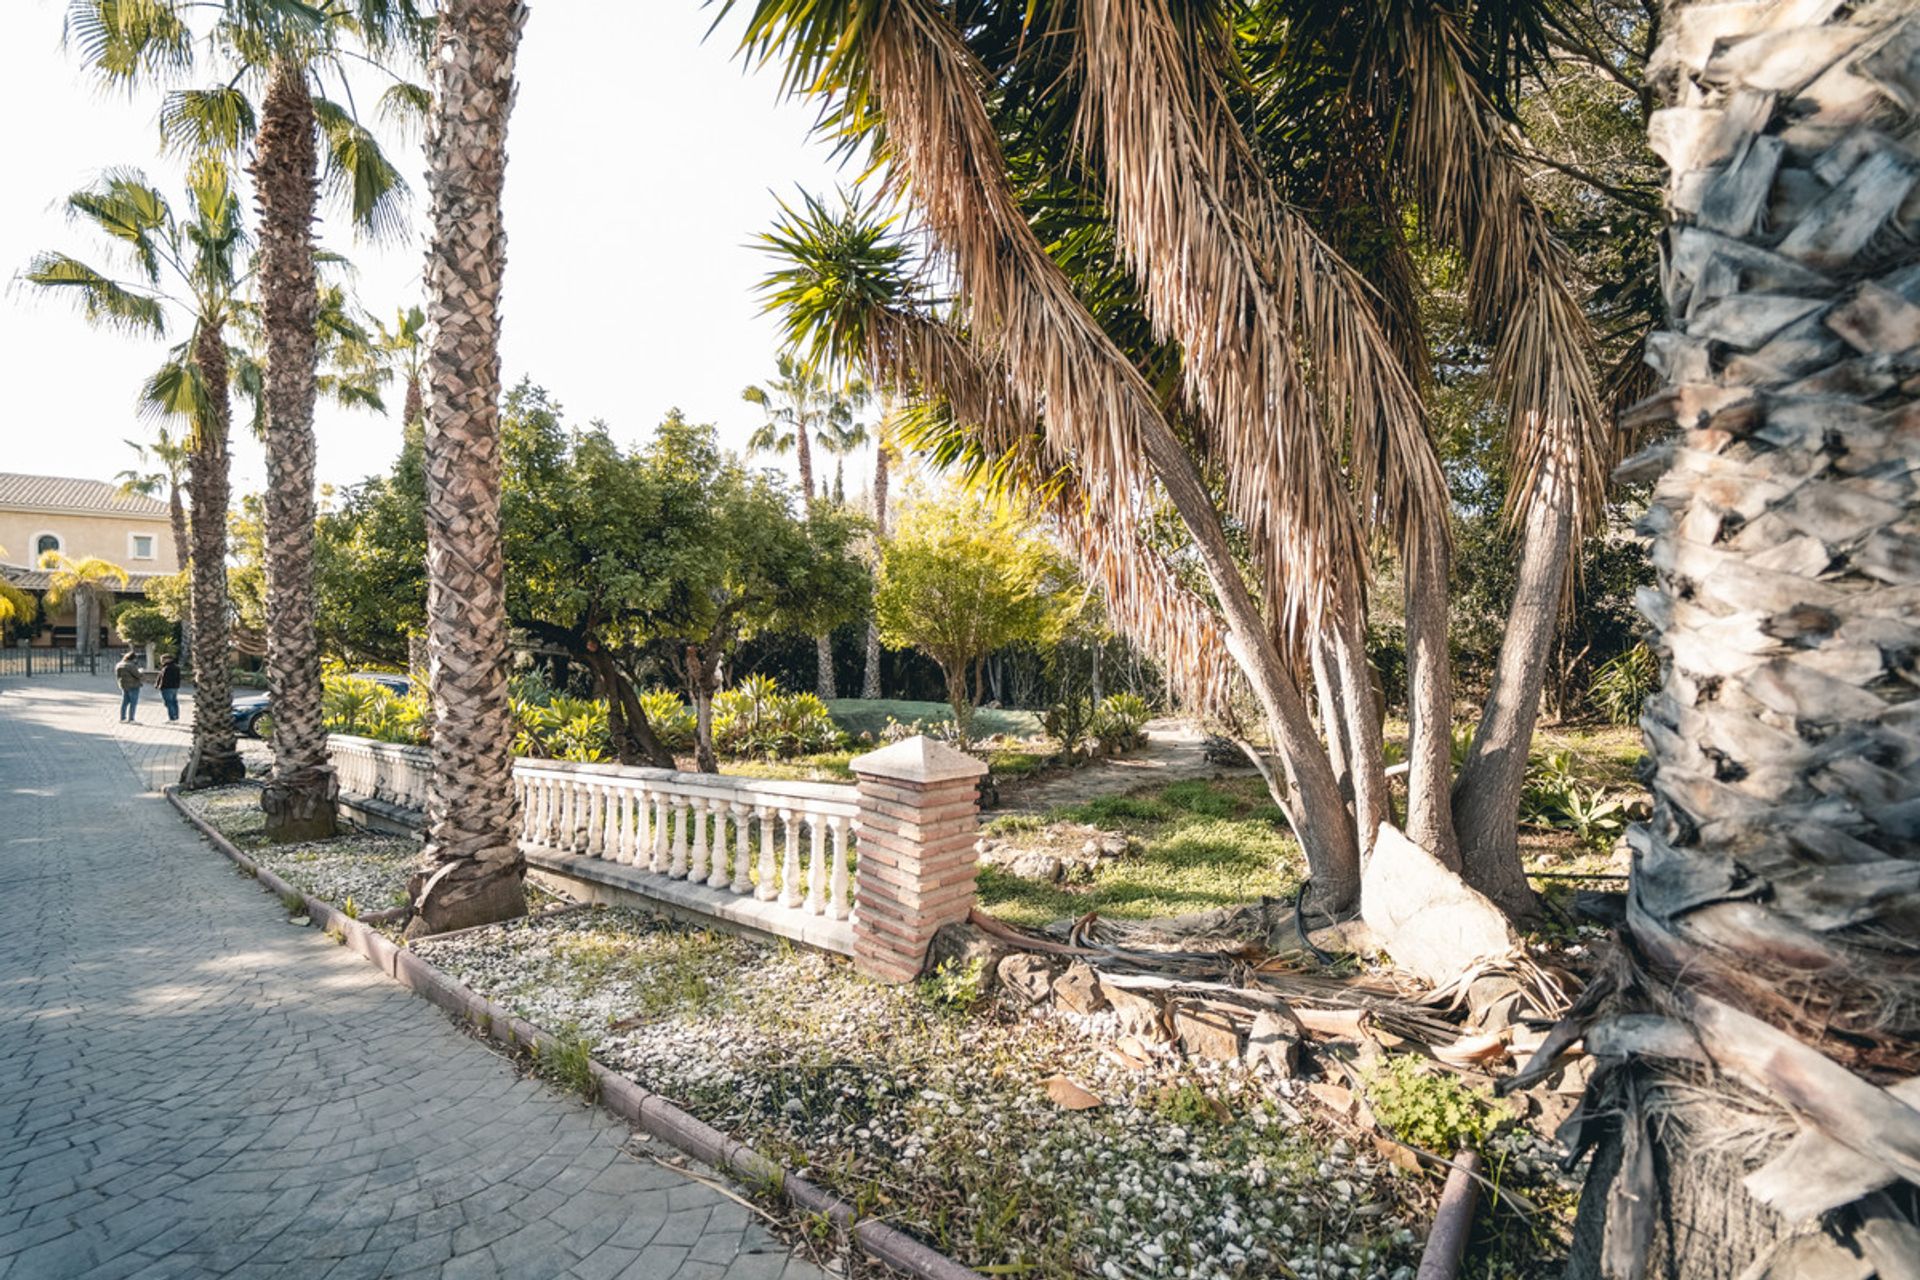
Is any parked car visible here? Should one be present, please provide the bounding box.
[232,671,410,739]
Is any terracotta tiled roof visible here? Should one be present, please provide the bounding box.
[0,472,168,517]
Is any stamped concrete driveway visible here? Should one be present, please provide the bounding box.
[0,675,820,1280]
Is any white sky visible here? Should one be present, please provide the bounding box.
[0,1,862,502]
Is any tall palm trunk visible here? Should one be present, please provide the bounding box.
[1565,7,1920,1276]
[797,425,836,699]
[181,322,244,787]
[406,0,530,939]
[254,58,336,843]
[169,478,192,666]
[861,439,889,698]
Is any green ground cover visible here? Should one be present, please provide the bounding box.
[824,697,1044,739]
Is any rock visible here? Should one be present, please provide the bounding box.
[1305,1082,1357,1117]
[1245,1008,1304,1078]
[1172,1002,1241,1062]
[1052,962,1110,1015]
[926,921,1010,989]
[1008,850,1064,882]
[1042,1074,1104,1110]
[1466,975,1527,1033]
[1553,1054,1597,1096]
[997,953,1059,1007]
[1101,981,1168,1041]
[1360,824,1523,987]
[974,837,1001,855]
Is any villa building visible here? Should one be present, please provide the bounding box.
[0,472,177,650]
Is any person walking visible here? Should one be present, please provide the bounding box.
[157,653,183,723]
[115,650,144,723]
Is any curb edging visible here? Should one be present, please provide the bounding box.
[164,786,984,1280]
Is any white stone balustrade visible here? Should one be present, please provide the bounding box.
[508,761,861,936]
[326,734,983,978]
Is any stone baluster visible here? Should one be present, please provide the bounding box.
[755,803,777,901]
[670,795,690,878]
[703,801,728,888]
[829,815,852,921]
[651,792,670,874]
[848,737,988,984]
[780,810,801,909]
[806,817,826,916]
[585,782,604,857]
[691,798,712,882]
[728,802,752,894]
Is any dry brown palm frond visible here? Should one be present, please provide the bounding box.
[1393,7,1610,540]
[868,306,1241,716]
[861,0,1362,897]
[1077,0,1373,650]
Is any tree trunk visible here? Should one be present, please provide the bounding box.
[1451,454,1572,921]
[579,644,676,769]
[814,632,836,700]
[1401,511,1459,867]
[169,479,192,668]
[690,654,719,774]
[862,438,888,699]
[1568,5,1920,1274]
[403,371,423,430]
[181,322,244,787]
[254,57,336,844]
[795,419,815,503]
[1090,642,1103,703]
[406,0,530,939]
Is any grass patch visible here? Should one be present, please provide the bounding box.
[535,1028,601,1102]
[824,698,1043,740]
[720,751,856,782]
[980,778,1301,927]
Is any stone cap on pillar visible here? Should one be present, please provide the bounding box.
[849,734,989,785]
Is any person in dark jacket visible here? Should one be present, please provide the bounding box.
[114,651,144,722]
[157,654,182,722]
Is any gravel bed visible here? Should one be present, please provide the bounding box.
[177,783,423,913]
[414,907,1443,1280]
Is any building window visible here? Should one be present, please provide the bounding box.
[130,534,156,561]
[33,533,61,560]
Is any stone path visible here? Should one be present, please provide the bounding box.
[994,717,1251,815]
[0,674,822,1280]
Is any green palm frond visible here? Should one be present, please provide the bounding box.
[311,96,411,241]
[375,81,431,139]
[64,0,194,87]
[139,348,212,425]
[0,577,36,629]
[160,85,259,156]
[36,553,131,611]
[24,253,169,336]
[63,168,170,280]
[756,188,915,376]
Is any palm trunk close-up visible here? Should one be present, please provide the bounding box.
[406,0,531,939]
[1561,4,1920,1276]
[254,57,336,844]
[181,321,244,789]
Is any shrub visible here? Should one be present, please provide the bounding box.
[638,690,696,749]
[714,676,843,759]
[1521,750,1626,850]
[1091,692,1151,752]
[322,674,427,745]
[1588,643,1658,726]
[1365,1055,1494,1154]
[511,695,611,762]
[918,955,989,1014]
[1042,695,1096,757]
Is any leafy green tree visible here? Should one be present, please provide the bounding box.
[115,603,176,653]
[874,490,1069,739]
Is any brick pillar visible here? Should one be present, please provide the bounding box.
[849,735,989,984]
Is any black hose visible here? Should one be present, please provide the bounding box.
[1293,875,1337,964]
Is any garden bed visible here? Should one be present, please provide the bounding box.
[412,904,1445,1280]
[176,783,423,914]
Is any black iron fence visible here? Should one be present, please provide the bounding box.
[0,648,100,678]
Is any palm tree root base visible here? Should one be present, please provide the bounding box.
[261,770,339,843]
[180,750,246,790]
[403,859,527,940]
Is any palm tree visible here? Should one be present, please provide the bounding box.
[116,428,192,574]
[63,0,427,840]
[1526,5,1920,1275]
[861,397,899,698]
[26,163,248,786]
[738,0,1617,919]
[0,577,34,645]
[374,304,429,428]
[405,0,530,938]
[814,389,871,504]
[37,553,129,657]
[743,355,869,697]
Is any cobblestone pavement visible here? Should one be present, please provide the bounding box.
[0,674,821,1280]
